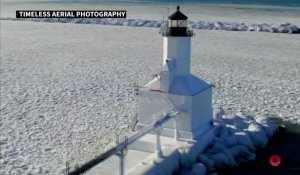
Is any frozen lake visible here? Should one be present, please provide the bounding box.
[1,1,300,174]
[1,20,299,174]
[2,1,300,25]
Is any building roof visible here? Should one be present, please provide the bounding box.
[145,74,211,96]
[168,6,188,20]
[169,75,211,96]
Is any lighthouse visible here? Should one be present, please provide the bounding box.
[137,6,213,140]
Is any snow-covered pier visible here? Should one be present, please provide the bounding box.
[74,112,276,175]
[66,7,278,175]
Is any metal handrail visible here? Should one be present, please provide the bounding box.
[67,109,180,175]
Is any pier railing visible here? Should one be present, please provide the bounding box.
[67,109,180,175]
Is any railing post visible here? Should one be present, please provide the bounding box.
[155,130,163,158]
[116,136,128,175]
[153,115,163,158]
[119,149,125,175]
[173,118,178,141]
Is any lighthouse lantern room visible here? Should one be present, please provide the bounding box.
[137,6,213,140]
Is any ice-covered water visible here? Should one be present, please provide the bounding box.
[1,20,299,174]
[2,1,300,25]
[1,1,300,174]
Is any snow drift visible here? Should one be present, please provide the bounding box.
[145,111,277,175]
[182,111,277,174]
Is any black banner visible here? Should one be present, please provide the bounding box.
[16,10,127,18]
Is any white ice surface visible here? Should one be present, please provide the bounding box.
[0,21,299,174]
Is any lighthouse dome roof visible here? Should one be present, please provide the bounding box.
[168,6,188,20]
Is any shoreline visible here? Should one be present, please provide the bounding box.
[1,17,300,34]
[2,2,300,25]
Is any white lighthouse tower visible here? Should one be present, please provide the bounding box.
[137,6,213,140]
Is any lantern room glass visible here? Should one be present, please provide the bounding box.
[178,20,187,27]
[170,20,177,27]
[169,20,187,27]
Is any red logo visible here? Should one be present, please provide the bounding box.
[269,155,281,167]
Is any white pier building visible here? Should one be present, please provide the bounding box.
[82,6,215,175]
[137,5,213,140]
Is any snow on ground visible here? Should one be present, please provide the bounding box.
[0,20,300,174]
